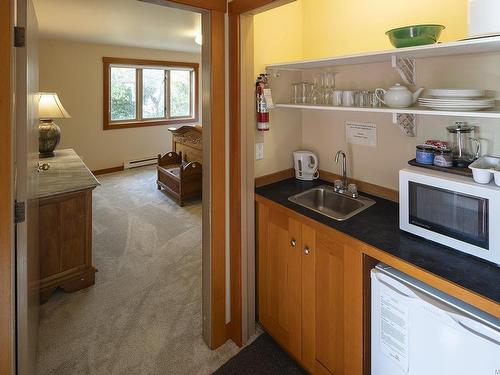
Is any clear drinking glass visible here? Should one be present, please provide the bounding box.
[324,72,337,105]
[355,90,370,107]
[368,90,381,107]
[292,83,302,104]
[342,90,356,107]
[292,82,311,104]
[332,90,343,106]
[310,74,325,105]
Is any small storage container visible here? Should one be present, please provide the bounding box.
[468,155,500,184]
[416,145,435,165]
[494,168,500,187]
[433,149,453,168]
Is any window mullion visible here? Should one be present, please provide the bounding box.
[165,70,170,120]
[137,68,142,121]
[191,70,194,118]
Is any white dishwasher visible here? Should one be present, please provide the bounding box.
[371,263,500,375]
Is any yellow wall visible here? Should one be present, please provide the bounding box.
[254,0,468,63]
[253,0,303,75]
[302,0,468,58]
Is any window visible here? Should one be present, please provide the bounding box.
[103,57,198,130]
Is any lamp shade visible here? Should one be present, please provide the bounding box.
[39,92,71,120]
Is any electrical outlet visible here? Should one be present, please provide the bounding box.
[256,143,264,160]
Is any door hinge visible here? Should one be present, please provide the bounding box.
[14,26,25,48]
[14,201,26,224]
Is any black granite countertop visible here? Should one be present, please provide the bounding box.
[256,178,500,304]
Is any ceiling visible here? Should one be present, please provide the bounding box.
[33,0,202,53]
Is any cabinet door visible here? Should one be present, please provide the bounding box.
[257,203,302,359]
[302,226,364,375]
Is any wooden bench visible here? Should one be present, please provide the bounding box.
[157,125,202,206]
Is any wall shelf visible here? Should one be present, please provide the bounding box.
[274,103,500,119]
[266,36,500,70]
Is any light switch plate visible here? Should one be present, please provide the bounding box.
[256,143,264,160]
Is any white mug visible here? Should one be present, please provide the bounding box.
[342,90,355,107]
[332,90,343,106]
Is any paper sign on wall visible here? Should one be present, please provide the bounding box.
[345,121,377,147]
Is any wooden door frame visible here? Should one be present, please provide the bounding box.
[0,1,228,372]
[0,1,14,374]
[228,0,296,346]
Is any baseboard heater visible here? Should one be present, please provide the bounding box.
[123,156,157,169]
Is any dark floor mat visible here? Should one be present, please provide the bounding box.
[212,333,307,375]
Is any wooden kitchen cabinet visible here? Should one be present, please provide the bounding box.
[257,203,302,360]
[301,227,364,374]
[257,201,364,374]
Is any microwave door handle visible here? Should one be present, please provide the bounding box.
[446,312,500,345]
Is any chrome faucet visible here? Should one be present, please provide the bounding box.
[334,150,358,198]
[335,150,348,189]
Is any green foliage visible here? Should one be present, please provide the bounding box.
[111,67,136,121]
[171,72,190,117]
[111,84,136,121]
[142,69,165,119]
[110,67,192,121]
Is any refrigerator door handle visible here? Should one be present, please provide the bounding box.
[447,312,500,346]
[373,271,418,299]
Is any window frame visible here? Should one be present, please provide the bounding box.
[103,57,199,130]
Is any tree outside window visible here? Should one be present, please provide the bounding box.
[103,57,198,130]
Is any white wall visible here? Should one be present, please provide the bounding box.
[39,38,201,171]
[260,53,500,191]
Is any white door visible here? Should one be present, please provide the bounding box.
[15,0,39,374]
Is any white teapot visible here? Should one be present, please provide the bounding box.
[375,84,424,108]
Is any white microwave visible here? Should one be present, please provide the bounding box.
[400,167,500,265]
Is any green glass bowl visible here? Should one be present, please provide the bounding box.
[386,24,445,48]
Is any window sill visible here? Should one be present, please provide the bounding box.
[103,117,198,130]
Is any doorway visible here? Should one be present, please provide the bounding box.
[1,0,229,374]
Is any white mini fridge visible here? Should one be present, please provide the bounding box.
[371,264,500,375]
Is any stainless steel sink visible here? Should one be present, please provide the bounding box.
[288,185,375,221]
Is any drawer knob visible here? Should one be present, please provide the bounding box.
[290,239,296,247]
[304,247,311,255]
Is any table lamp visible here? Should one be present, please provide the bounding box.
[38,92,71,157]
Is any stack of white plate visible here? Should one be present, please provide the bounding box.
[418,89,495,112]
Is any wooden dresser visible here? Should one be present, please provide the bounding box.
[37,149,100,303]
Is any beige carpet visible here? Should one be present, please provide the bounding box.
[36,166,239,375]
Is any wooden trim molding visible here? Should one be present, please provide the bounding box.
[209,9,227,349]
[91,166,124,176]
[147,0,227,13]
[228,9,243,346]
[228,0,295,15]
[102,57,199,69]
[255,168,294,188]
[102,57,199,130]
[0,0,13,373]
[228,0,298,348]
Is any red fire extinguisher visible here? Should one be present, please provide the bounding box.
[256,74,273,131]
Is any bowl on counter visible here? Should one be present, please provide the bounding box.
[386,24,445,48]
[468,155,500,184]
[494,168,500,187]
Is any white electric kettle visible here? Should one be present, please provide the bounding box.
[293,151,319,181]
